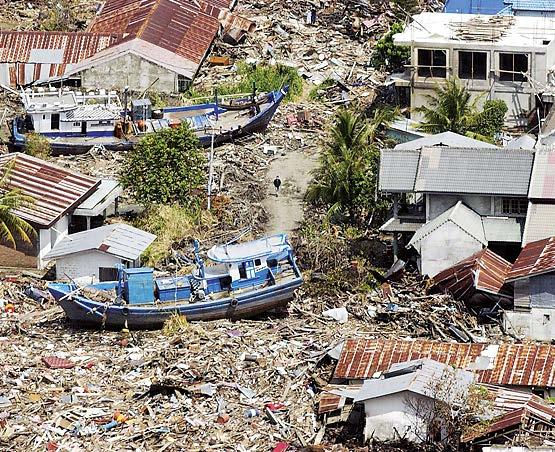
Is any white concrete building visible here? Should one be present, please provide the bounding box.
[44,223,156,282]
[393,13,555,126]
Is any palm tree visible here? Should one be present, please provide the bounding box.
[415,78,480,135]
[0,162,36,248]
[306,107,397,222]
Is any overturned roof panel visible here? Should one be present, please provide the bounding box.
[414,147,533,196]
[431,248,512,298]
[523,203,555,245]
[507,236,555,281]
[333,338,555,388]
[0,153,99,227]
[378,149,420,192]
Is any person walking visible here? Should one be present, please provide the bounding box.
[273,176,281,196]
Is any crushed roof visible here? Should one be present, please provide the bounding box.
[393,131,497,151]
[408,201,486,250]
[379,149,421,193]
[528,150,555,200]
[507,236,555,281]
[0,153,99,227]
[523,203,555,245]
[333,338,555,388]
[44,223,156,261]
[431,248,512,298]
[414,147,533,196]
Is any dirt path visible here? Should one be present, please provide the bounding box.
[263,148,319,236]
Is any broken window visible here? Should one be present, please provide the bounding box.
[417,49,447,78]
[499,53,528,82]
[458,51,487,80]
[502,198,528,215]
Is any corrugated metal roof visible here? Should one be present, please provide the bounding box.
[0,153,99,227]
[0,31,122,86]
[88,0,233,65]
[507,236,555,281]
[482,216,522,243]
[414,147,534,196]
[431,248,512,298]
[379,149,421,193]
[393,131,497,151]
[408,201,486,250]
[523,202,555,245]
[63,105,120,121]
[529,150,555,200]
[333,338,555,388]
[44,223,156,261]
[73,179,122,217]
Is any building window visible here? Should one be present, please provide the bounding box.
[417,49,447,78]
[458,51,487,80]
[73,122,81,127]
[51,113,60,130]
[499,53,528,82]
[178,75,189,93]
[502,198,527,215]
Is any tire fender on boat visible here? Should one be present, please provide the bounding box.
[230,297,238,308]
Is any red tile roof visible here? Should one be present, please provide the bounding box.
[89,0,233,64]
[431,248,512,298]
[0,31,122,85]
[0,153,99,227]
[507,236,555,282]
[334,339,555,388]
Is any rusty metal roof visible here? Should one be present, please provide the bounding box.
[0,153,99,227]
[507,236,555,282]
[0,31,122,85]
[89,0,234,64]
[333,339,555,388]
[431,248,512,298]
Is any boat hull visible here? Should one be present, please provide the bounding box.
[48,277,302,329]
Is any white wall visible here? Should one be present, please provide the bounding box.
[419,221,483,277]
[55,250,122,281]
[503,308,555,341]
[38,215,69,269]
[362,392,434,442]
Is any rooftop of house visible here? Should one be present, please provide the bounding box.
[394,12,555,48]
[393,131,498,151]
[523,203,555,245]
[379,147,534,196]
[44,223,156,262]
[507,236,555,281]
[0,153,99,228]
[509,0,555,12]
[444,0,507,14]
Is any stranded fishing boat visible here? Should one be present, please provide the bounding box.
[47,234,302,329]
[10,86,288,155]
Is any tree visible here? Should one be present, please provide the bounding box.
[306,107,396,223]
[120,124,206,208]
[415,78,507,141]
[0,163,36,248]
[371,22,411,72]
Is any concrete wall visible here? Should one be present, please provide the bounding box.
[55,250,122,281]
[362,392,436,443]
[427,194,493,221]
[406,44,547,126]
[78,53,181,93]
[38,216,68,269]
[503,308,555,341]
[419,221,483,277]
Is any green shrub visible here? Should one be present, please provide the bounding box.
[470,99,508,140]
[25,133,51,159]
[370,22,410,72]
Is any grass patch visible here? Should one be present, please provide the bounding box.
[183,61,303,103]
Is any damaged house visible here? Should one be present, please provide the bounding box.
[379,146,533,276]
[392,12,555,126]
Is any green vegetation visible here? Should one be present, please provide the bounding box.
[25,133,51,159]
[183,62,303,102]
[370,22,410,72]
[120,124,206,208]
[39,0,80,31]
[305,107,397,224]
[0,162,36,248]
[415,77,507,141]
[308,78,336,101]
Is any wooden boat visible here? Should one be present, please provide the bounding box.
[10,86,288,155]
[47,234,303,329]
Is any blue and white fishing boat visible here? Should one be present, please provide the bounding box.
[47,234,302,329]
[10,86,288,155]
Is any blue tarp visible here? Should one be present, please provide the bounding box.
[444,0,507,14]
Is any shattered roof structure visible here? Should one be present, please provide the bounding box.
[44,223,156,261]
[507,236,555,281]
[0,153,99,227]
[393,131,497,151]
[379,147,534,195]
[408,202,486,251]
[0,31,122,85]
[334,338,555,388]
[431,248,512,298]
